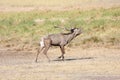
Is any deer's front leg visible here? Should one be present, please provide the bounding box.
[59,45,65,61]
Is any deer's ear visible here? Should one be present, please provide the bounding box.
[74,28,78,31]
[71,26,75,29]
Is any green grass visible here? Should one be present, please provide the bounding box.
[0,7,120,49]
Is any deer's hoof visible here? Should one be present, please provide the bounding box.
[35,60,38,63]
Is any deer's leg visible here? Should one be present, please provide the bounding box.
[58,56,62,59]
[43,39,51,62]
[35,46,44,62]
[59,45,65,61]
[43,46,50,62]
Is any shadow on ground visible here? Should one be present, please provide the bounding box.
[53,57,95,61]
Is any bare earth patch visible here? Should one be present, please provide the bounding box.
[0,47,120,80]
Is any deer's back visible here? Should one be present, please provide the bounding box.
[47,33,67,46]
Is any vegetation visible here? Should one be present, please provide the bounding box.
[0,7,120,50]
[0,0,116,7]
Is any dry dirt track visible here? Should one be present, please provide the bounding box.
[0,47,120,80]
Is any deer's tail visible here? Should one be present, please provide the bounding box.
[40,37,45,48]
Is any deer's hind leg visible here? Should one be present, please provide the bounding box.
[35,46,44,62]
[43,39,51,62]
[35,38,45,62]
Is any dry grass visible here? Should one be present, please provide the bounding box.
[0,0,120,11]
[0,0,120,50]
[0,7,120,50]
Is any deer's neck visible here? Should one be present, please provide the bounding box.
[65,32,76,43]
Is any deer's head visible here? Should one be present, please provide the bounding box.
[54,26,82,35]
[70,27,82,36]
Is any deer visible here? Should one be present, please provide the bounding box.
[35,26,82,62]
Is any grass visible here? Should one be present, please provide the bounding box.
[0,0,119,12]
[0,7,120,50]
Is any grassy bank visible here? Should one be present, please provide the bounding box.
[0,7,120,50]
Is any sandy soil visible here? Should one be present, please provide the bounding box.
[0,47,120,80]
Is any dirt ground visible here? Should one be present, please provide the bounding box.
[0,47,120,80]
